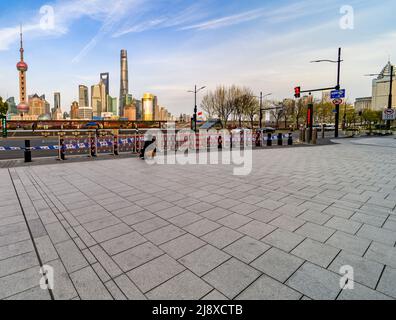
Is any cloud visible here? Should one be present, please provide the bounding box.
[112,2,208,37]
[0,0,142,53]
[181,8,266,31]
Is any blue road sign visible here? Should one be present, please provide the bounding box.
[331,89,346,99]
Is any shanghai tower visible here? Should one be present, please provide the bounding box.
[119,49,129,117]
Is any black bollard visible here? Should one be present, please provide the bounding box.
[277,133,283,146]
[267,133,272,147]
[60,138,66,160]
[218,136,223,150]
[288,133,293,145]
[90,136,97,157]
[24,140,32,163]
[113,135,119,156]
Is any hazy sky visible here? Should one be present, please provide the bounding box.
[0,0,395,115]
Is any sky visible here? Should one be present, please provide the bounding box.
[0,0,396,115]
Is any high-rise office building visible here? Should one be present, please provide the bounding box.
[134,99,142,120]
[107,96,117,115]
[100,73,110,96]
[119,49,129,117]
[28,94,49,118]
[79,85,89,108]
[52,92,62,120]
[372,61,396,110]
[91,81,106,117]
[100,73,109,111]
[54,92,61,110]
[6,97,17,115]
[70,101,79,119]
[142,93,155,121]
[16,25,29,115]
[78,107,93,120]
[123,105,137,121]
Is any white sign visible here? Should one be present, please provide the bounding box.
[383,108,396,121]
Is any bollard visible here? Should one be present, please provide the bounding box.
[305,128,310,144]
[300,128,305,142]
[24,140,32,163]
[288,133,293,145]
[277,133,283,146]
[90,135,97,157]
[312,129,318,145]
[60,138,66,160]
[322,125,325,139]
[113,135,119,156]
[218,136,223,149]
[267,133,272,147]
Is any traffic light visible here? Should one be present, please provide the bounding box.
[294,87,301,98]
[1,116,7,138]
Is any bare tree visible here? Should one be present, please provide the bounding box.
[201,92,216,119]
[294,98,306,129]
[270,102,284,129]
[282,99,295,130]
[240,88,259,129]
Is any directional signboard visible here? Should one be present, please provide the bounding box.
[331,89,346,100]
[383,108,396,121]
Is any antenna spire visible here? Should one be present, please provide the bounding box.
[19,24,24,61]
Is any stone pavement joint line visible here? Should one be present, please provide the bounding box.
[0,137,396,300]
[3,168,55,300]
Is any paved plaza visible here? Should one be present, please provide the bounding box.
[0,137,396,300]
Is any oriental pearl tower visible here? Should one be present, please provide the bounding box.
[16,25,29,117]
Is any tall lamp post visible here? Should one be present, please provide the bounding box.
[258,92,272,128]
[365,64,394,130]
[311,47,343,138]
[188,85,206,132]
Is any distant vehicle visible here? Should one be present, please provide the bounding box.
[256,127,276,134]
[311,124,335,131]
[324,124,335,131]
[83,122,100,129]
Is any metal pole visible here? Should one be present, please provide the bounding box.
[387,65,393,130]
[259,92,263,129]
[335,47,342,138]
[194,85,197,133]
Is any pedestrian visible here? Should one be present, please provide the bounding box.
[140,135,157,160]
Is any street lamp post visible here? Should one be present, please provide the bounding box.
[311,47,343,138]
[188,85,206,132]
[258,92,272,129]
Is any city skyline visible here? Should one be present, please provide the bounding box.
[1,0,396,115]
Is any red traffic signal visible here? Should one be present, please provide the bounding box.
[294,87,301,98]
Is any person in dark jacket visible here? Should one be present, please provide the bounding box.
[140,135,157,160]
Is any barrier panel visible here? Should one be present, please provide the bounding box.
[0,130,295,161]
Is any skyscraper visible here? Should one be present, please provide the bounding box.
[372,61,396,110]
[70,101,79,119]
[142,93,155,121]
[107,96,117,115]
[16,25,29,116]
[54,92,61,110]
[79,85,89,108]
[52,92,63,120]
[119,49,129,117]
[100,73,109,112]
[100,73,110,96]
[91,80,106,117]
[6,97,17,115]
